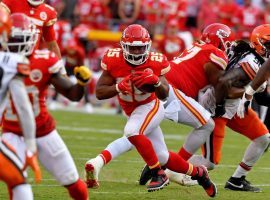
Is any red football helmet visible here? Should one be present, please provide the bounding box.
[0,7,12,49]
[201,23,234,51]
[120,24,152,65]
[27,0,44,6]
[5,13,38,56]
[250,24,270,58]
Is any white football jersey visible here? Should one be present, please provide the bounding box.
[0,52,29,116]
[198,52,265,119]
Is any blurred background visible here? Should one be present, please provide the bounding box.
[45,0,270,120]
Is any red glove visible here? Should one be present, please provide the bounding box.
[131,70,160,88]
[23,151,42,184]
[116,75,132,95]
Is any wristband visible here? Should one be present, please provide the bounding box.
[245,85,256,96]
[154,81,161,88]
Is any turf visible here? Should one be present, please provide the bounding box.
[0,110,269,200]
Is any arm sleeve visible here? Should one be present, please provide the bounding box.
[9,77,37,153]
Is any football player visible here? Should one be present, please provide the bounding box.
[84,23,233,189]
[0,8,41,200]
[85,24,217,197]
[1,13,91,200]
[188,24,270,192]
[1,0,62,58]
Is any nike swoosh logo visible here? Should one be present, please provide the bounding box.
[227,181,244,188]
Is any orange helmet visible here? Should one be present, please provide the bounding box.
[0,7,12,48]
[201,23,234,51]
[250,24,270,58]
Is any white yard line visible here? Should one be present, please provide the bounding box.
[58,125,185,140]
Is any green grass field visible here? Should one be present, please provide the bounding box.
[0,110,270,200]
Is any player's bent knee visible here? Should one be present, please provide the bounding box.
[254,133,270,149]
[203,118,215,132]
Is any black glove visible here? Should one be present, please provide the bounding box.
[214,103,226,117]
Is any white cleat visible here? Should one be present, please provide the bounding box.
[84,157,103,189]
[165,169,198,186]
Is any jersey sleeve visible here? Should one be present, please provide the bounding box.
[44,4,57,27]
[42,4,57,42]
[100,50,111,71]
[160,55,171,76]
[239,62,256,80]
[209,49,228,70]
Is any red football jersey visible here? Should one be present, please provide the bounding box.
[101,48,170,116]
[166,42,228,99]
[1,0,57,46]
[2,50,65,137]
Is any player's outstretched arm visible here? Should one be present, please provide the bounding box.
[51,72,85,101]
[50,65,92,101]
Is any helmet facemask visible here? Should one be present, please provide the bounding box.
[5,26,38,56]
[121,40,151,65]
[256,38,270,58]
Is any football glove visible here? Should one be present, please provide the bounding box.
[237,85,255,118]
[23,150,42,184]
[131,70,160,88]
[116,75,132,95]
[74,66,92,86]
[214,103,226,117]
[237,93,252,118]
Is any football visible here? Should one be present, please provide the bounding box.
[137,84,156,93]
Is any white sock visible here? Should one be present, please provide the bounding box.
[12,184,33,200]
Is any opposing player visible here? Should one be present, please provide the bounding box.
[0,8,41,200]
[1,13,91,200]
[1,0,61,58]
[85,24,217,197]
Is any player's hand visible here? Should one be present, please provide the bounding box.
[131,70,160,88]
[214,103,225,117]
[23,150,42,184]
[116,75,132,95]
[237,92,252,118]
[74,66,92,86]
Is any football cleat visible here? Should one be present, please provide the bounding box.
[192,166,217,197]
[166,169,198,186]
[224,176,262,192]
[139,164,151,185]
[147,168,169,192]
[84,158,102,189]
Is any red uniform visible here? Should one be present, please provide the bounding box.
[101,48,170,116]
[167,42,228,99]
[63,40,85,76]
[2,49,64,137]
[158,35,186,61]
[54,20,72,54]
[1,0,57,47]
